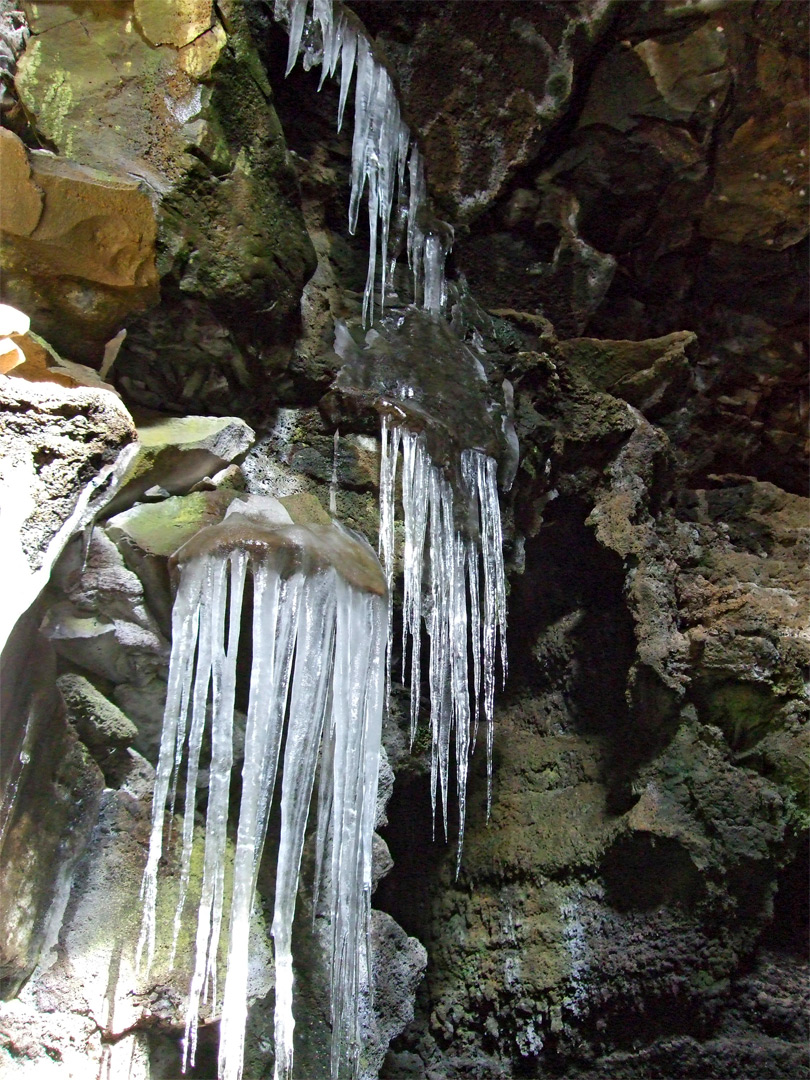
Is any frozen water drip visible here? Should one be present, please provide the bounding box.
[378,417,507,873]
[275,0,451,323]
[136,512,387,1080]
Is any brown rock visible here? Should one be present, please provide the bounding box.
[17,152,158,290]
[700,42,809,249]
[7,328,120,391]
[177,20,227,78]
[557,331,697,418]
[1,144,159,359]
[0,128,43,237]
[352,0,613,223]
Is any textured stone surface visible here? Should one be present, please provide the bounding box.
[134,0,213,49]
[352,0,614,224]
[0,127,42,236]
[377,349,808,1078]
[0,748,273,1074]
[41,528,169,758]
[14,0,315,398]
[57,673,138,751]
[102,412,255,518]
[0,374,136,654]
[0,625,104,999]
[0,134,159,361]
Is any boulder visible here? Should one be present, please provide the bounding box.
[0,133,159,361]
[105,489,241,632]
[556,331,697,419]
[57,673,138,753]
[41,529,169,757]
[359,911,428,1080]
[102,412,255,519]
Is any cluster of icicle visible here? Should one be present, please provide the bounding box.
[276,0,450,325]
[136,520,386,1080]
[379,417,507,873]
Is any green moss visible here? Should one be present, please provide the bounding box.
[704,682,781,749]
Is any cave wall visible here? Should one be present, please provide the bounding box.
[0,1,807,1078]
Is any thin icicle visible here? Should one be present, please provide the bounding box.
[283,0,308,76]
[469,450,508,817]
[136,558,206,977]
[218,568,303,1080]
[183,554,237,1071]
[330,429,340,516]
[400,431,428,745]
[423,233,448,316]
[378,416,401,712]
[449,531,471,877]
[336,24,357,132]
[325,578,385,1078]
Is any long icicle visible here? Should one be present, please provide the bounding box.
[381,426,508,866]
[277,0,449,323]
[138,521,387,1080]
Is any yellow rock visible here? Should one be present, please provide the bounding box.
[7,151,159,290]
[134,0,214,49]
[178,21,227,79]
[0,129,44,238]
[0,303,31,373]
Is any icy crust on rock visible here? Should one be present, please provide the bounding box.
[332,307,519,495]
[136,520,386,1080]
[275,0,451,324]
[379,417,507,872]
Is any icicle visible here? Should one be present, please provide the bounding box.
[407,148,426,302]
[378,416,401,711]
[330,429,340,516]
[284,0,308,76]
[476,452,506,814]
[278,0,448,323]
[181,551,249,1071]
[324,576,385,1078]
[218,566,302,1080]
[423,233,448,316]
[399,431,428,745]
[381,426,507,867]
[336,24,357,132]
[136,558,206,977]
[269,570,336,1080]
[137,516,387,1080]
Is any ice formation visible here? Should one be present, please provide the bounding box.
[378,417,507,871]
[275,0,450,323]
[136,510,387,1080]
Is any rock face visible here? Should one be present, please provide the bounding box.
[377,361,808,1080]
[10,0,316,409]
[0,373,136,655]
[0,1,807,1079]
[352,0,613,225]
